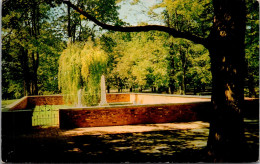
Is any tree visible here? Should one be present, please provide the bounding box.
[58,39,107,106]
[64,0,253,161]
[2,0,65,98]
[244,0,259,98]
[187,44,212,95]
[63,0,123,42]
[106,31,169,92]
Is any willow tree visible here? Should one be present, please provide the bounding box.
[64,0,254,162]
[58,39,107,106]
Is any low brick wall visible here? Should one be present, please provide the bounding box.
[106,93,130,103]
[7,93,210,111]
[4,94,258,130]
[27,95,64,107]
[6,96,28,110]
[129,94,210,104]
[7,95,64,110]
[106,93,210,105]
[59,102,212,129]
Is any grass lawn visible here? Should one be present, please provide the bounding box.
[1,99,19,109]
[32,105,72,127]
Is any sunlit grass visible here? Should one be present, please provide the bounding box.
[1,99,19,109]
[32,105,72,127]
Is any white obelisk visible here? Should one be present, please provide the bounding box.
[77,88,82,107]
[99,74,108,106]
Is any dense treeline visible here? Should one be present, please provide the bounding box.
[101,31,212,95]
[2,0,258,100]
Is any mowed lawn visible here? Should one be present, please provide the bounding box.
[1,99,18,109]
[32,105,72,127]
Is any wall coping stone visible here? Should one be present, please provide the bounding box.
[59,101,212,111]
[108,93,211,99]
[6,96,28,111]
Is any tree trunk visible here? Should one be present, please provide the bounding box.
[107,85,110,93]
[193,84,196,95]
[32,51,39,95]
[21,48,31,96]
[247,72,256,98]
[206,0,247,161]
[68,4,71,38]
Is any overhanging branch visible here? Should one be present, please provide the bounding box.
[63,0,206,46]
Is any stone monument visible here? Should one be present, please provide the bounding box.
[99,74,108,106]
[77,88,83,107]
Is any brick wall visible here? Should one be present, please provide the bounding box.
[129,94,210,104]
[59,102,212,129]
[7,96,28,110]
[8,93,210,111]
[106,93,130,103]
[27,95,64,106]
[7,95,65,110]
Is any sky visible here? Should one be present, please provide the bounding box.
[117,0,164,26]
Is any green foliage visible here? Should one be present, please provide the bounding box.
[2,0,258,100]
[166,37,211,94]
[104,31,170,91]
[59,0,123,42]
[149,0,213,37]
[245,0,259,97]
[2,0,65,99]
[58,39,107,106]
[102,30,211,94]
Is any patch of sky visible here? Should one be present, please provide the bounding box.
[46,0,165,41]
[117,0,165,26]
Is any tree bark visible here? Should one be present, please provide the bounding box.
[68,4,71,38]
[206,0,246,161]
[32,51,39,95]
[21,47,31,96]
[107,85,110,93]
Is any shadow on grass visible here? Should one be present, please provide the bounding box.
[2,119,259,163]
[62,130,210,163]
[3,128,211,162]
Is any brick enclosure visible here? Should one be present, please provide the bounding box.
[59,102,212,129]
[4,94,258,130]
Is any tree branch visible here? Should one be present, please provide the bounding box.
[63,0,206,46]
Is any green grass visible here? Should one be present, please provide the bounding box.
[32,105,72,127]
[1,99,19,108]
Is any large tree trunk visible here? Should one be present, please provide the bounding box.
[68,4,71,38]
[206,0,247,162]
[21,47,31,96]
[32,51,39,95]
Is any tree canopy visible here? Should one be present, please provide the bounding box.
[58,39,107,106]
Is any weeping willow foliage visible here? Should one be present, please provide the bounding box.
[58,39,107,106]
